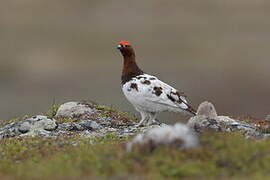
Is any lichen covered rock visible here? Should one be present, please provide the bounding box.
[0,115,58,139]
[58,120,101,131]
[2,100,267,141]
[187,101,268,138]
[0,102,159,139]
[55,101,97,119]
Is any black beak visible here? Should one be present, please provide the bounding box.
[117,44,122,50]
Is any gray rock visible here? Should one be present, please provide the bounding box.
[196,101,218,118]
[57,120,102,131]
[57,123,76,131]
[1,100,268,141]
[20,129,54,137]
[127,123,199,152]
[55,102,97,119]
[18,115,58,133]
[78,120,101,130]
[0,122,19,139]
[0,115,58,139]
[0,100,169,140]
[188,115,257,132]
[187,101,267,138]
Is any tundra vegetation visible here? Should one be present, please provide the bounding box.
[0,102,270,180]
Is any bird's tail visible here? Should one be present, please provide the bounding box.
[185,104,197,116]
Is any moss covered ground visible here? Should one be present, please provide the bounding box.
[1,104,270,179]
[1,131,270,179]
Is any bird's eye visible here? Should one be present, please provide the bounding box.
[118,44,130,48]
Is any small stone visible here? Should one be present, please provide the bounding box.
[196,101,218,118]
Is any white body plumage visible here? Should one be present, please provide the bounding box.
[122,74,195,126]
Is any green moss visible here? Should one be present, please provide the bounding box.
[95,105,114,112]
[2,104,270,179]
[46,104,60,119]
[94,104,137,125]
[241,119,252,124]
[56,118,80,124]
[1,131,270,179]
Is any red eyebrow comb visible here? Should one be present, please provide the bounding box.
[119,41,131,46]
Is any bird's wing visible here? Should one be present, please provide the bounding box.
[132,74,196,115]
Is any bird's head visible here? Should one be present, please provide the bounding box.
[117,41,134,56]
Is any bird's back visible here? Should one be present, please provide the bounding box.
[122,73,195,115]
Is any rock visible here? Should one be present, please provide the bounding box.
[78,120,101,130]
[20,129,53,137]
[127,123,199,152]
[55,102,97,119]
[0,122,19,139]
[0,100,172,140]
[2,100,269,141]
[0,115,58,139]
[18,115,58,133]
[196,101,218,118]
[56,123,77,131]
[187,101,267,138]
[57,120,102,131]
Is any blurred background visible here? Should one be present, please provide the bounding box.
[0,0,270,122]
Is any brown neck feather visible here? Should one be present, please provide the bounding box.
[121,48,143,84]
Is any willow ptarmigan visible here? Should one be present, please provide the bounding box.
[117,41,196,126]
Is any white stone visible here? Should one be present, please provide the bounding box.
[55,102,97,118]
[196,101,217,118]
[18,115,57,133]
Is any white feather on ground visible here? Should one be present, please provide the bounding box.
[126,123,199,152]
